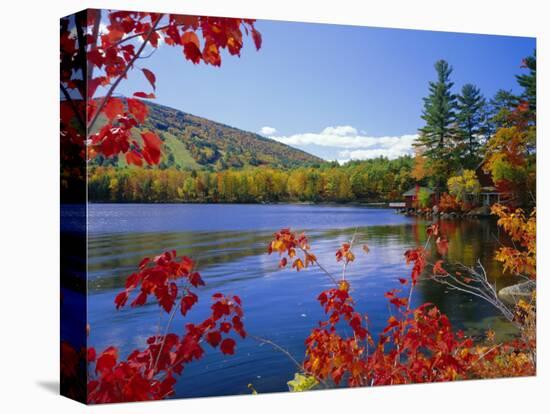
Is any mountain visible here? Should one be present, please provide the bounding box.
[93,100,324,170]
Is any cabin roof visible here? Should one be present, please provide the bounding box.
[403,186,434,197]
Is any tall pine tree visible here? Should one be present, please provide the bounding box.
[456,83,487,167]
[416,60,458,156]
[415,59,458,188]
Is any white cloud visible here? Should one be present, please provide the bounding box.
[338,147,410,161]
[269,126,417,152]
[337,134,417,161]
[259,126,277,136]
[267,125,417,161]
[321,126,358,137]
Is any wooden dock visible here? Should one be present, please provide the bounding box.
[388,202,406,208]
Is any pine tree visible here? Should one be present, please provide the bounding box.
[456,83,487,166]
[414,60,458,188]
[415,60,458,159]
[516,52,536,114]
[485,89,518,135]
[491,89,518,114]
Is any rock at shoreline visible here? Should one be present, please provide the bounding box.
[465,205,491,217]
[498,280,536,305]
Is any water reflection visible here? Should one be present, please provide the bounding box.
[87,205,515,398]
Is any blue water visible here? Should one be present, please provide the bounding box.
[85,203,414,234]
[81,204,510,399]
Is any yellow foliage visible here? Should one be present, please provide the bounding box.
[287,373,319,392]
[447,170,480,202]
[492,204,536,279]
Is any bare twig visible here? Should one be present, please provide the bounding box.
[428,260,517,325]
[298,246,339,286]
[114,23,173,46]
[250,335,329,388]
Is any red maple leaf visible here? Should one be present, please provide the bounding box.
[206,331,222,348]
[220,338,236,355]
[127,98,148,123]
[141,68,156,90]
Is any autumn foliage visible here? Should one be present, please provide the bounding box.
[86,250,245,403]
[482,86,536,207]
[60,10,262,192]
[268,223,534,390]
[62,217,535,402]
[438,192,461,213]
[60,10,536,403]
[491,204,536,279]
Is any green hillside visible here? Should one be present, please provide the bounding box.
[92,100,324,171]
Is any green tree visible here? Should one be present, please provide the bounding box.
[456,83,487,166]
[516,52,536,114]
[416,60,458,154]
[488,89,518,132]
[416,187,432,208]
[415,60,458,188]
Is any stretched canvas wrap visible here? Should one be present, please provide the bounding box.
[60,8,537,405]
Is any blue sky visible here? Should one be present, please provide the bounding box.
[107,18,535,162]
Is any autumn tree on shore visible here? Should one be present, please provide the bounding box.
[483,52,536,207]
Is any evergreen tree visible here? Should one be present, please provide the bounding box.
[484,89,519,135]
[456,83,487,166]
[490,89,518,114]
[416,60,458,155]
[516,52,536,114]
[415,59,458,188]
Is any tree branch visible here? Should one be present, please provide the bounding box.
[74,12,87,99]
[250,335,329,388]
[114,23,188,46]
[87,9,102,87]
[87,14,164,132]
[60,83,86,132]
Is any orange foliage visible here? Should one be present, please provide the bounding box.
[492,204,536,279]
[411,152,429,181]
[438,192,460,213]
[268,229,317,271]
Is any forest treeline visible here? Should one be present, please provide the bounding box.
[88,157,415,203]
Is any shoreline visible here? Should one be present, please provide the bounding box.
[81,200,497,220]
[85,200,392,207]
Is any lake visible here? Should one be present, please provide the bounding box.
[81,203,516,398]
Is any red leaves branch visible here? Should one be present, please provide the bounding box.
[88,250,245,403]
[336,242,355,264]
[60,10,262,168]
[266,225,498,388]
[268,228,317,272]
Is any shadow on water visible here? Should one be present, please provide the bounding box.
[84,204,516,399]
